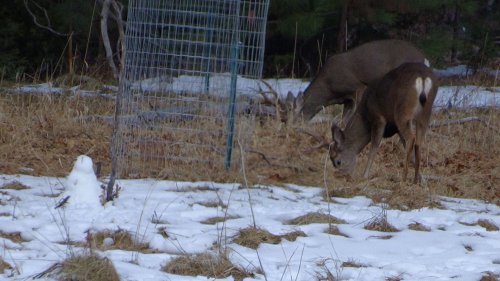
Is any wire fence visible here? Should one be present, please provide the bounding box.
[109,0,270,180]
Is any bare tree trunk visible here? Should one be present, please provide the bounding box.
[100,0,119,79]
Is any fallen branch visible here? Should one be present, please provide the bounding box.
[430,116,500,134]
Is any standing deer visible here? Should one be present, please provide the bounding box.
[329,62,438,183]
[297,39,429,123]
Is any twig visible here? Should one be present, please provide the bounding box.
[245,149,273,165]
[23,0,68,36]
[245,148,301,172]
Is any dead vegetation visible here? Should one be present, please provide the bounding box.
[56,254,120,281]
[86,229,151,252]
[233,227,306,249]
[0,258,12,273]
[1,181,30,190]
[0,83,498,209]
[408,222,431,232]
[364,214,400,233]
[162,252,254,281]
[0,231,26,243]
[286,212,346,225]
[480,272,500,281]
[201,215,240,225]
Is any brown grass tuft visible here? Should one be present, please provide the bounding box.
[480,272,500,281]
[408,222,431,232]
[364,217,400,233]
[281,230,307,241]
[286,212,346,225]
[58,254,120,281]
[0,258,12,273]
[196,200,227,209]
[325,225,349,237]
[0,231,26,243]
[233,227,306,249]
[477,219,499,231]
[201,215,239,225]
[162,252,253,281]
[1,181,30,190]
[89,229,151,252]
[341,260,366,268]
[233,227,282,249]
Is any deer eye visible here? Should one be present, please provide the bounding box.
[334,159,341,167]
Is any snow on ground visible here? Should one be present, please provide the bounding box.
[8,66,500,111]
[1,157,499,281]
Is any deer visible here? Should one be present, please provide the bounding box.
[328,62,438,183]
[296,39,429,124]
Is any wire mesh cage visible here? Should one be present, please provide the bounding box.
[110,0,270,179]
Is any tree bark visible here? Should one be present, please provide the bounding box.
[100,0,119,79]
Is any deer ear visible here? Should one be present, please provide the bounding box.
[331,124,345,146]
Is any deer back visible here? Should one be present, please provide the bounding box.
[299,39,428,121]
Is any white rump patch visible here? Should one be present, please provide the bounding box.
[423,77,433,95]
[424,58,430,67]
[414,77,423,96]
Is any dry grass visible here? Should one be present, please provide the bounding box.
[286,212,346,225]
[233,227,306,249]
[0,84,498,209]
[408,222,431,232]
[477,219,499,231]
[162,252,253,281]
[481,272,500,281]
[0,181,30,190]
[201,215,240,225]
[0,258,12,273]
[57,254,120,281]
[364,216,400,233]
[341,260,366,268]
[88,229,151,252]
[0,231,25,243]
[233,227,282,249]
[325,225,349,237]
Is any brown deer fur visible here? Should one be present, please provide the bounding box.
[329,62,438,183]
[298,39,428,123]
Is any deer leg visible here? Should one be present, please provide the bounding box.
[414,143,420,183]
[363,120,385,179]
[397,120,416,182]
[414,121,428,184]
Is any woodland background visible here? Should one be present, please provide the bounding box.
[0,0,499,82]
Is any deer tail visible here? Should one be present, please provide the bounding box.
[415,77,432,106]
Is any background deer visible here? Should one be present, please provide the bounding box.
[329,62,438,183]
[297,39,429,123]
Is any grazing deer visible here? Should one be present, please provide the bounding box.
[297,39,428,124]
[329,62,438,183]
